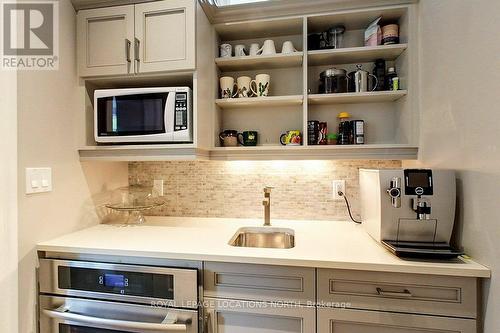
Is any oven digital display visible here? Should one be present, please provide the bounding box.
[57,267,174,299]
[104,274,125,288]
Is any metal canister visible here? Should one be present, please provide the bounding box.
[307,120,319,145]
[318,122,328,145]
[352,120,365,144]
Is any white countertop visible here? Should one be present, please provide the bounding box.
[37,217,490,278]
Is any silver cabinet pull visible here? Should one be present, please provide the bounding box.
[134,37,140,62]
[43,307,188,332]
[376,287,413,297]
[125,38,131,63]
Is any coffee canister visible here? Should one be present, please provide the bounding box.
[307,120,319,145]
[352,120,365,144]
[381,24,399,45]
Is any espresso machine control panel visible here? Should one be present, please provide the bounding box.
[404,169,433,196]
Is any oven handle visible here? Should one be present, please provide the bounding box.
[43,307,188,332]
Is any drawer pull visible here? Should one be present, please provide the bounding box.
[376,287,413,298]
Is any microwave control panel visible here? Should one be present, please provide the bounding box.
[174,92,188,131]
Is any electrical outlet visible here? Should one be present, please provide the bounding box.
[332,180,346,200]
[153,179,164,196]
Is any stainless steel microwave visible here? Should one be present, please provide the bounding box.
[94,87,192,143]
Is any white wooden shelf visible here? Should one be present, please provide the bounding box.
[307,44,407,66]
[215,52,303,71]
[79,144,417,161]
[216,95,303,109]
[210,144,418,160]
[308,90,407,105]
[78,145,209,161]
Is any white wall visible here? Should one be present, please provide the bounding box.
[17,1,128,332]
[0,57,18,333]
[412,1,500,332]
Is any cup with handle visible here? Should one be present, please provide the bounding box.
[258,40,276,56]
[236,76,252,98]
[234,44,246,57]
[219,76,237,98]
[281,41,298,54]
[219,44,232,58]
[250,74,271,97]
[249,43,261,56]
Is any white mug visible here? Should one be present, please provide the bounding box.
[249,43,261,56]
[258,40,276,56]
[250,74,271,97]
[220,76,237,98]
[234,44,246,57]
[281,41,298,54]
[219,43,232,58]
[236,76,252,98]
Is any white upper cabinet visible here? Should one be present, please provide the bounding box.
[77,5,135,77]
[134,0,195,74]
[77,0,195,77]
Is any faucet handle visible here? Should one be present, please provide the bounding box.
[263,186,274,194]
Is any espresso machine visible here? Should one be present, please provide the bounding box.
[359,169,463,258]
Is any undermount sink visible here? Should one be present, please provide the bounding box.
[229,227,295,249]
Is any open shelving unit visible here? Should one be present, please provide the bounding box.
[209,3,418,160]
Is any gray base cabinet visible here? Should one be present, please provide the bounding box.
[205,297,315,333]
[317,307,476,333]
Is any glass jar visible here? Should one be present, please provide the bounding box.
[337,112,351,145]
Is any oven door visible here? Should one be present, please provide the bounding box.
[40,295,198,333]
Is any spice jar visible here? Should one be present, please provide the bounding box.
[326,133,338,145]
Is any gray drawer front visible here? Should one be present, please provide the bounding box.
[317,269,477,318]
[204,262,315,304]
[318,307,476,333]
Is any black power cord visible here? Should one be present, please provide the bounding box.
[338,191,362,224]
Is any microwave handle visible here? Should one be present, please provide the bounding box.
[43,307,188,332]
[165,92,176,133]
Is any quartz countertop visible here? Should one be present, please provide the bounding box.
[37,217,490,278]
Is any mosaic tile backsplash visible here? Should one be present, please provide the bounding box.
[128,160,401,221]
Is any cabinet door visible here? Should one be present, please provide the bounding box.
[205,297,315,333]
[318,307,476,333]
[77,5,134,77]
[134,0,195,74]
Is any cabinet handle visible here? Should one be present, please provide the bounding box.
[125,39,131,63]
[204,309,217,333]
[134,37,140,62]
[376,287,413,297]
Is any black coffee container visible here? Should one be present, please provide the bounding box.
[308,120,319,145]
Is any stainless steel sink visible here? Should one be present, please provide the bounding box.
[229,227,295,249]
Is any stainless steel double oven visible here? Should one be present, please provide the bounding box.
[38,258,200,333]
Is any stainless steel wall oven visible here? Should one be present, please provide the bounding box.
[39,259,200,333]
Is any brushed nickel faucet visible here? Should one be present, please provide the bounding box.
[263,186,273,226]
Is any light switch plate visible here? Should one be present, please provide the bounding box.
[26,168,52,194]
